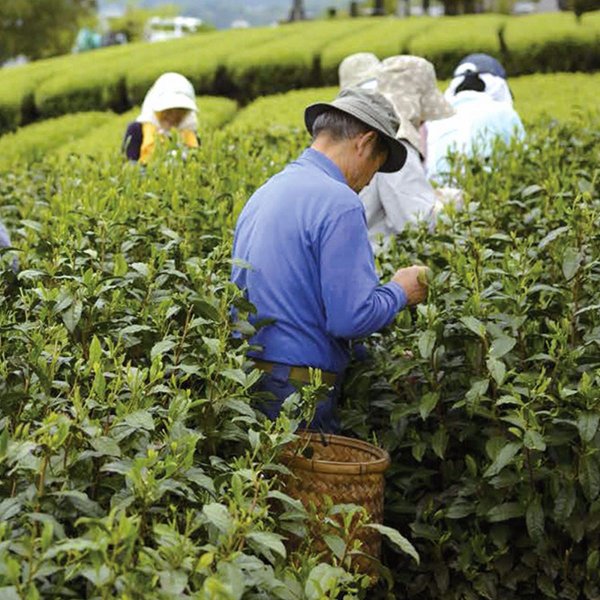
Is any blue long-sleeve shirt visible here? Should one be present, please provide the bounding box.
[231,148,406,373]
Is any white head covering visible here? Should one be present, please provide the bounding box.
[445,62,513,105]
[137,72,198,131]
[377,56,454,154]
[338,52,381,90]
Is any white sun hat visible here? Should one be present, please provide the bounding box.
[147,72,198,112]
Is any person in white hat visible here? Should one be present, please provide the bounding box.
[122,72,199,164]
[426,54,525,181]
[339,54,456,248]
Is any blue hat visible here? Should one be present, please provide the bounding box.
[455,54,507,79]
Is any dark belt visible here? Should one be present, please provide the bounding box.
[253,359,338,386]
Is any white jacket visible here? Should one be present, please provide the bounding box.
[360,141,436,247]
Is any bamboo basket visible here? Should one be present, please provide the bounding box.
[282,431,391,568]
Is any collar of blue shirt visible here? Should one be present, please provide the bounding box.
[300,147,348,186]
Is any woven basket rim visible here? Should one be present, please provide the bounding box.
[283,432,391,475]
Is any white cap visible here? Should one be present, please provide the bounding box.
[148,72,198,112]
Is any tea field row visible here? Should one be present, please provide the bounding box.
[0,71,598,170]
[0,103,598,597]
[0,11,598,135]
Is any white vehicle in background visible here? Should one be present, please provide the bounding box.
[145,16,204,43]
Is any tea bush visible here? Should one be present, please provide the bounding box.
[502,12,600,74]
[0,12,599,134]
[56,96,239,161]
[0,112,114,170]
[0,75,598,597]
[123,27,284,105]
[223,18,375,97]
[0,130,423,598]
[342,115,600,598]
[319,17,434,82]
[228,72,600,132]
[0,96,238,167]
[407,14,507,78]
[2,71,599,168]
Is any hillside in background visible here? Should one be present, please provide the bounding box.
[100,0,350,28]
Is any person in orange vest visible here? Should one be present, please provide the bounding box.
[122,72,199,164]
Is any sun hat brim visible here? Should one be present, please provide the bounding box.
[304,101,407,173]
[152,91,198,113]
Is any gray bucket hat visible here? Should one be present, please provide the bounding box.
[304,88,407,173]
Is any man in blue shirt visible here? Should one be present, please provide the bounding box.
[232,88,429,432]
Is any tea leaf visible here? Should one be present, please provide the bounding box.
[62,300,83,333]
[486,357,506,386]
[538,226,569,249]
[553,484,576,522]
[489,336,516,359]
[484,442,521,477]
[305,564,347,599]
[521,184,544,198]
[221,368,249,387]
[90,436,121,457]
[159,570,188,595]
[562,248,582,281]
[418,330,436,360]
[131,262,149,278]
[587,550,600,574]
[79,565,112,587]
[577,413,600,443]
[123,410,154,432]
[419,392,439,420]
[431,426,449,459]
[579,455,600,501]
[88,335,102,366]
[487,502,525,522]
[0,498,23,521]
[523,430,546,452]
[366,524,419,564]
[526,495,545,543]
[446,498,474,519]
[151,338,177,360]
[322,534,345,560]
[202,503,233,534]
[461,316,486,339]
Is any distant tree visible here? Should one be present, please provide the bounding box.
[361,0,399,15]
[572,0,600,19]
[373,0,387,13]
[0,0,96,62]
[289,0,306,20]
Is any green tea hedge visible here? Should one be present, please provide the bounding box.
[228,72,600,131]
[0,12,598,135]
[0,96,598,598]
[407,14,507,77]
[0,96,238,168]
[502,12,600,74]
[319,16,435,83]
[342,117,600,599]
[0,112,114,169]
